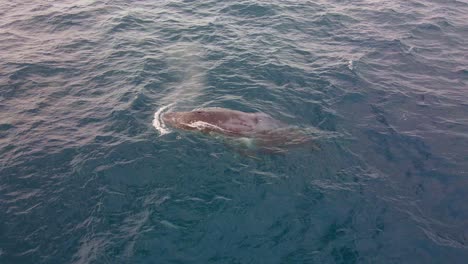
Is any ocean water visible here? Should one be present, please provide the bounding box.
[1,0,468,263]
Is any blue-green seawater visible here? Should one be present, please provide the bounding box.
[1,0,468,263]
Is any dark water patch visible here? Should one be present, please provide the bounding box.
[220,3,277,18]
[109,14,153,33]
[141,58,172,82]
[48,11,99,32]
[313,13,357,30]
[413,22,443,33]
[0,123,14,132]
[256,63,309,87]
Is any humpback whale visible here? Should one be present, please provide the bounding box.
[162,107,314,152]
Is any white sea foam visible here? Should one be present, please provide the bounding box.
[153,103,174,136]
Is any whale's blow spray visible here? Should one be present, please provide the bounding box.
[160,42,207,106]
[153,42,208,135]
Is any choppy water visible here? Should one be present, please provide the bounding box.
[1,0,468,263]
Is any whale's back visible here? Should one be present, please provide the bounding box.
[163,108,284,136]
[162,107,314,152]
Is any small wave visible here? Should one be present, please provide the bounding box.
[152,104,174,136]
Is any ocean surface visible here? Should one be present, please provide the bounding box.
[1,0,468,263]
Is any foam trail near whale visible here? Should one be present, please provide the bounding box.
[153,103,174,136]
